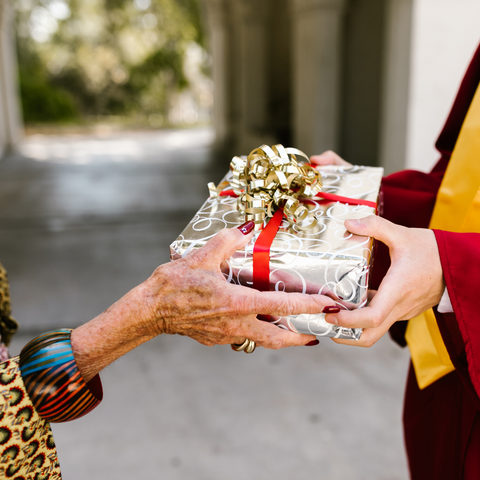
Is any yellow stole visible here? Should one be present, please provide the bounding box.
[405,82,480,390]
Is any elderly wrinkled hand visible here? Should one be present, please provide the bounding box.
[72,222,337,382]
[324,215,445,348]
[142,223,336,348]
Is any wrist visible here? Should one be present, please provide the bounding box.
[71,283,160,382]
[20,329,103,421]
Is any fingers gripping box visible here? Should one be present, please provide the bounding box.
[170,148,383,341]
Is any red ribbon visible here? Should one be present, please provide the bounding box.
[253,209,284,292]
[314,192,376,208]
[219,190,240,197]
[218,189,376,292]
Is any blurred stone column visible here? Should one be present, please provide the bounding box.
[232,0,274,152]
[203,0,274,156]
[0,0,23,158]
[203,0,235,152]
[378,0,413,174]
[291,0,347,155]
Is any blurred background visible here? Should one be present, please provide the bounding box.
[12,0,212,130]
[1,0,480,478]
[3,0,480,170]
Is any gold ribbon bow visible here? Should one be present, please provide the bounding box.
[209,144,323,231]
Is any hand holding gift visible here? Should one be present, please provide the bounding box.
[325,215,444,348]
[171,145,384,342]
[310,150,444,348]
[145,223,336,350]
[73,222,338,383]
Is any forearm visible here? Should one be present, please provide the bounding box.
[70,226,335,382]
[71,283,158,383]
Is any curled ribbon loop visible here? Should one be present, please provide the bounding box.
[209,144,323,231]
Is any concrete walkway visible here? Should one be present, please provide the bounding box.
[1,128,410,480]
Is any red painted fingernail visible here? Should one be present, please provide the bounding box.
[305,340,320,347]
[323,306,340,314]
[237,221,255,235]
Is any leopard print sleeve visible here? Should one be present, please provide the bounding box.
[0,357,62,479]
[0,262,19,351]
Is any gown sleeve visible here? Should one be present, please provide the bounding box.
[434,231,480,407]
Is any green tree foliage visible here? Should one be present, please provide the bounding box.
[14,0,206,124]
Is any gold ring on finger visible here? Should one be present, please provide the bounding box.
[244,340,256,354]
[232,339,250,352]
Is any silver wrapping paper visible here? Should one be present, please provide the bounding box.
[170,165,384,341]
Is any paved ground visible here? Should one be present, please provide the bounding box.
[1,128,410,479]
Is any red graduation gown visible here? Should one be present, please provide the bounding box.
[371,42,480,479]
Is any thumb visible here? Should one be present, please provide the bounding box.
[344,216,403,247]
[189,221,255,267]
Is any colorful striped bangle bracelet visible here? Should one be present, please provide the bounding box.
[19,329,103,423]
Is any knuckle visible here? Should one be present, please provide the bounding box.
[277,301,294,318]
[215,228,234,243]
[152,265,162,276]
[248,293,269,316]
[151,262,168,278]
[188,248,210,267]
[275,294,295,316]
[269,336,285,350]
[362,337,376,348]
[370,313,383,328]
[228,294,251,316]
[367,215,380,229]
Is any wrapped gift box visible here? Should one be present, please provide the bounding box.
[170,163,383,341]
